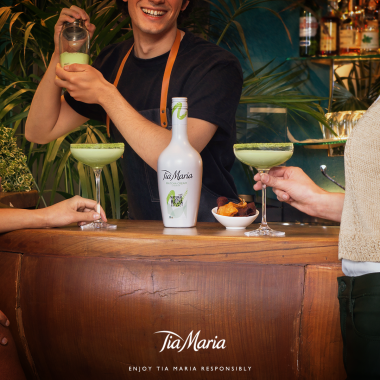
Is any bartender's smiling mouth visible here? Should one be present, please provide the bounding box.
[141,7,168,17]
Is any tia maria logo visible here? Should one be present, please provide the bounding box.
[162,170,193,181]
[172,102,188,120]
[154,330,226,353]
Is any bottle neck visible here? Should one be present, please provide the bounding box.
[171,122,189,145]
[171,101,189,145]
[327,1,338,14]
[341,0,349,12]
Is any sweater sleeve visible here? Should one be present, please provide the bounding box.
[339,99,380,262]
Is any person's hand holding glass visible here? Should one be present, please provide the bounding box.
[234,143,293,236]
[70,143,124,230]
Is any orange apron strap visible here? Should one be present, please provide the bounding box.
[160,29,181,128]
[106,44,134,137]
[106,29,182,136]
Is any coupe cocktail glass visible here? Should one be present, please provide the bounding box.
[70,143,124,230]
[234,143,294,237]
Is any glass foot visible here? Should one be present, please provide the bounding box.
[244,225,285,237]
[80,221,117,230]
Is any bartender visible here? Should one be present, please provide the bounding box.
[25,0,243,221]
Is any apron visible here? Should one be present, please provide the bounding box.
[106,30,219,222]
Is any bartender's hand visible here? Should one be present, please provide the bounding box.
[55,63,111,105]
[0,310,10,346]
[40,196,107,228]
[54,6,95,54]
[254,166,344,222]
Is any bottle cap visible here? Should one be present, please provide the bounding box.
[172,97,188,108]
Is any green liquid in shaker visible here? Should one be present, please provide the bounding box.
[60,52,89,66]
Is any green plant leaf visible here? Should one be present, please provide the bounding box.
[9,11,23,43]
[0,7,11,33]
[24,21,35,58]
[231,20,253,70]
[250,6,292,44]
[50,148,71,205]
[110,160,120,219]
[77,162,89,199]
[56,190,75,199]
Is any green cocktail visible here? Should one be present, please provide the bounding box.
[70,143,124,168]
[70,143,124,230]
[234,149,293,170]
[234,143,294,237]
[60,52,89,67]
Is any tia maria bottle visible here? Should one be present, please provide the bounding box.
[157,98,202,227]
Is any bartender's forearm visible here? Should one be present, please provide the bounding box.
[99,85,217,171]
[99,86,173,171]
[0,209,46,234]
[25,52,62,143]
[312,192,345,222]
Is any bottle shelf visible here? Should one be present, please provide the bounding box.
[287,54,380,64]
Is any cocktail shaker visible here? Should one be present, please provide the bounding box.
[59,19,90,67]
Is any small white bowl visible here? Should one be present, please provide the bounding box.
[212,207,259,229]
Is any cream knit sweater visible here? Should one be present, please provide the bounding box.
[339,99,380,261]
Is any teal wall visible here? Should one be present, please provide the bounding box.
[230,1,346,197]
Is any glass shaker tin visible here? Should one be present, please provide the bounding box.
[59,19,90,67]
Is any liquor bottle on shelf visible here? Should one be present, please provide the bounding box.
[340,0,364,54]
[319,0,340,55]
[299,0,319,56]
[361,0,379,54]
[340,0,353,54]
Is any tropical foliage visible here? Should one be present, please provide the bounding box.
[239,60,327,137]
[0,125,33,191]
[0,0,131,217]
[201,0,328,141]
[333,61,380,111]
[0,0,327,215]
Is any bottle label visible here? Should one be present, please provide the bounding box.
[361,31,379,49]
[340,29,354,48]
[300,40,311,46]
[299,16,318,37]
[320,22,337,51]
[354,31,362,49]
[163,178,191,219]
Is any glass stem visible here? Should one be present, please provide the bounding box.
[259,170,269,228]
[93,168,102,222]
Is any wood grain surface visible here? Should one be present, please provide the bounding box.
[299,265,346,379]
[19,255,304,379]
[0,222,345,379]
[0,221,340,265]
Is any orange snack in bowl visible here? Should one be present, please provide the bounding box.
[216,196,256,217]
[217,202,239,217]
[234,199,247,209]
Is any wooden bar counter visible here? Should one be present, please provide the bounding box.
[0,221,346,379]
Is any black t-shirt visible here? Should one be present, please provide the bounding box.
[65,31,243,205]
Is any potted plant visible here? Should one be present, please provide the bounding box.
[0,126,38,208]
